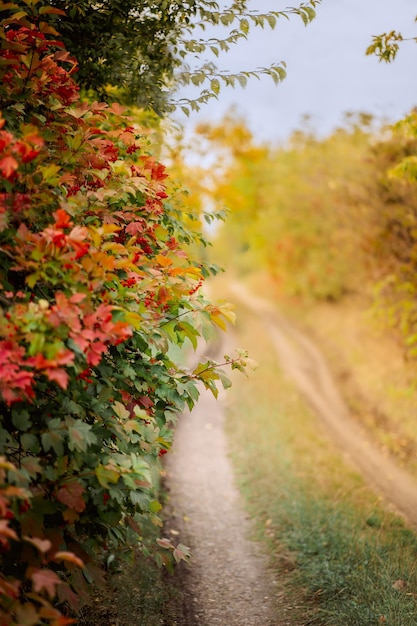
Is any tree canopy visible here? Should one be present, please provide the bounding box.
[45,0,321,113]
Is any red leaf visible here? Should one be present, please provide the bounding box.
[53,209,73,229]
[69,292,86,304]
[138,396,154,409]
[46,368,68,389]
[0,155,18,179]
[56,482,86,513]
[0,577,20,599]
[31,568,62,599]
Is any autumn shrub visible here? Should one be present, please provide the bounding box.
[370,111,417,358]
[194,112,417,362]
[0,2,242,623]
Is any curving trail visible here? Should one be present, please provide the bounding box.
[230,282,417,528]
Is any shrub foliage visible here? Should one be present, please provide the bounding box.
[0,1,244,622]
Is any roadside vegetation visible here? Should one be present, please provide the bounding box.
[222,293,417,626]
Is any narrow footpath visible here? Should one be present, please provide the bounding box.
[164,381,289,626]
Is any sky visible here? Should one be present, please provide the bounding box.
[174,0,417,145]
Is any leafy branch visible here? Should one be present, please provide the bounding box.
[366,29,417,63]
[170,0,320,114]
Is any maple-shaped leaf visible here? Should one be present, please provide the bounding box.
[46,368,69,389]
[56,481,86,513]
[155,254,173,268]
[112,401,130,421]
[23,536,52,553]
[173,543,192,564]
[53,209,73,229]
[156,537,173,550]
[67,420,97,453]
[56,582,81,618]
[125,221,145,235]
[21,456,42,477]
[0,155,18,179]
[86,340,107,366]
[30,568,62,599]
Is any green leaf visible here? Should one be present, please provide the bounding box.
[67,420,97,453]
[149,499,162,513]
[211,78,220,94]
[40,164,61,185]
[41,431,64,456]
[95,465,121,489]
[237,75,247,88]
[130,490,150,510]
[176,321,199,350]
[11,409,32,432]
[218,370,232,390]
[240,18,249,35]
[266,14,277,28]
[21,434,40,454]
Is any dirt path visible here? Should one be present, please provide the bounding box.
[230,282,417,527]
[164,370,287,625]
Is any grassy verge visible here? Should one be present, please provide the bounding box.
[225,297,417,626]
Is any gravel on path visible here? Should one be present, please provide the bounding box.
[164,382,291,626]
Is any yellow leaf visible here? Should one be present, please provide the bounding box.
[218,302,236,325]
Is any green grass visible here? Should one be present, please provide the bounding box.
[225,302,417,626]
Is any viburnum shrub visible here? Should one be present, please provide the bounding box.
[0,1,248,622]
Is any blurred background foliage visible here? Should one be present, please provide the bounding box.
[173,109,417,361]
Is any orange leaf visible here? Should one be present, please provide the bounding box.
[155,254,173,268]
[157,286,169,305]
[53,551,84,568]
[53,209,73,229]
